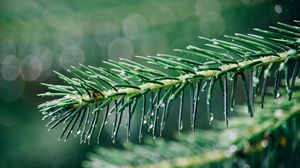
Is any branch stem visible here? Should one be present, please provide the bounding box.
[73,50,296,106]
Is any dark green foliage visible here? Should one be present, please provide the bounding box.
[83,91,300,168]
[38,21,300,143]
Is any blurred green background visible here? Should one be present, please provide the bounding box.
[0,0,300,167]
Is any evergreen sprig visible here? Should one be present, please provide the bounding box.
[38,20,300,143]
[83,90,300,168]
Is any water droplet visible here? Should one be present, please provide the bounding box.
[149,124,154,129]
[120,70,126,76]
[190,124,194,128]
[229,145,238,153]
[143,120,147,124]
[261,139,268,148]
[77,130,81,135]
[275,109,283,118]
[104,121,108,125]
[253,77,259,85]
[160,103,165,108]
[276,92,281,99]
[230,107,234,111]
[209,114,214,125]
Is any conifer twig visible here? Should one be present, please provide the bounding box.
[39,20,300,143]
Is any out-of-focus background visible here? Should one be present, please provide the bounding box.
[0,0,299,167]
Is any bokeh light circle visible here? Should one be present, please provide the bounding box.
[59,46,85,68]
[1,55,20,81]
[20,55,43,81]
[108,38,134,60]
[95,22,120,47]
[123,14,148,40]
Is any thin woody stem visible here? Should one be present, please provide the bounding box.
[71,50,297,106]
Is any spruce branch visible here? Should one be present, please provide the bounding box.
[83,90,300,168]
[38,20,300,143]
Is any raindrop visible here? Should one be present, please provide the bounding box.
[76,130,81,135]
[229,145,238,153]
[276,92,281,99]
[253,77,259,85]
[261,139,268,148]
[209,114,214,125]
[138,136,142,142]
[275,109,283,118]
[120,70,126,77]
[180,122,183,130]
